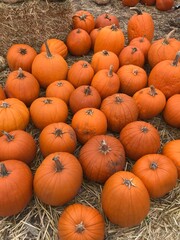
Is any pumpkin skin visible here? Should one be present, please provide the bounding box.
[45,80,75,105]
[122,0,139,7]
[95,13,119,28]
[31,41,68,89]
[67,60,94,88]
[58,203,105,240]
[69,85,101,114]
[40,38,68,58]
[148,52,180,99]
[163,94,180,128]
[0,160,33,217]
[127,8,154,42]
[133,85,166,120]
[119,45,145,67]
[33,152,83,206]
[91,65,120,99]
[117,64,147,96]
[162,140,180,178]
[0,98,29,134]
[100,93,139,132]
[91,50,119,73]
[66,28,91,56]
[156,0,174,11]
[0,130,37,165]
[90,27,102,49]
[101,171,150,227]
[94,24,125,56]
[129,36,151,60]
[71,108,107,144]
[72,10,95,33]
[0,85,6,100]
[29,97,68,130]
[4,68,40,106]
[147,30,180,68]
[132,154,178,198]
[6,43,37,72]
[78,134,126,184]
[119,121,161,161]
[39,122,77,157]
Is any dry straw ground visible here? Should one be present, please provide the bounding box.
[0,0,180,239]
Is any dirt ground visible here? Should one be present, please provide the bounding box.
[0,0,180,239]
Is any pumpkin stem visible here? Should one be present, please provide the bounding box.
[148,85,157,97]
[150,161,158,170]
[84,86,92,96]
[0,163,10,177]
[130,7,143,15]
[102,50,110,56]
[57,81,63,87]
[45,40,53,58]
[172,51,180,67]
[52,155,64,172]
[86,109,94,115]
[43,98,53,104]
[104,13,111,20]
[75,221,86,233]
[163,29,175,45]
[115,96,123,104]
[1,131,14,142]
[0,102,10,108]
[122,178,136,189]
[82,62,88,68]
[110,24,118,31]
[17,67,25,79]
[107,65,114,77]
[99,139,111,155]
[131,47,138,54]
[141,126,149,133]
[76,28,81,34]
[79,14,87,21]
[19,48,27,55]
[53,128,64,138]
[132,69,138,75]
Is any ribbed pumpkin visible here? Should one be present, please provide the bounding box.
[72,10,95,33]
[100,93,139,132]
[39,122,77,157]
[147,29,180,68]
[71,108,107,144]
[58,203,105,240]
[162,140,180,178]
[133,85,166,119]
[117,64,148,96]
[163,94,180,128]
[4,68,40,106]
[29,97,68,130]
[0,130,37,165]
[101,171,150,227]
[78,134,126,183]
[132,154,178,198]
[91,65,120,99]
[33,152,83,206]
[94,24,125,55]
[0,160,33,217]
[95,13,119,28]
[119,121,161,161]
[32,41,68,89]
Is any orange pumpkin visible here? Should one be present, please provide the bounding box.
[129,36,151,60]
[156,0,174,11]
[33,152,83,206]
[58,203,105,240]
[78,134,126,183]
[122,0,139,7]
[89,27,102,49]
[72,10,95,33]
[95,13,119,28]
[0,85,6,100]
[101,171,150,227]
[119,121,161,161]
[132,154,178,198]
[162,140,180,178]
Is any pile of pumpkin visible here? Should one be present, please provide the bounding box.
[0,7,180,240]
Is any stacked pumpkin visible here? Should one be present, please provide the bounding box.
[0,5,179,240]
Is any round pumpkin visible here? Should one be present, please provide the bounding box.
[58,203,105,240]
[156,0,174,11]
[95,12,119,28]
[33,152,83,206]
[119,121,161,161]
[129,36,151,60]
[72,10,95,33]
[78,134,126,183]
[0,160,33,217]
[101,171,150,227]
[132,154,178,198]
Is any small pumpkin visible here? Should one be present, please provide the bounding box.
[129,36,151,60]
[71,108,107,144]
[101,171,150,227]
[72,10,95,33]
[122,0,139,7]
[132,154,178,198]
[33,152,83,206]
[163,94,180,128]
[156,0,174,11]
[0,160,33,217]
[58,203,105,240]
[39,122,77,157]
[0,130,37,165]
[95,13,120,28]
[78,134,126,183]
[119,121,161,161]
[162,140,180,178]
